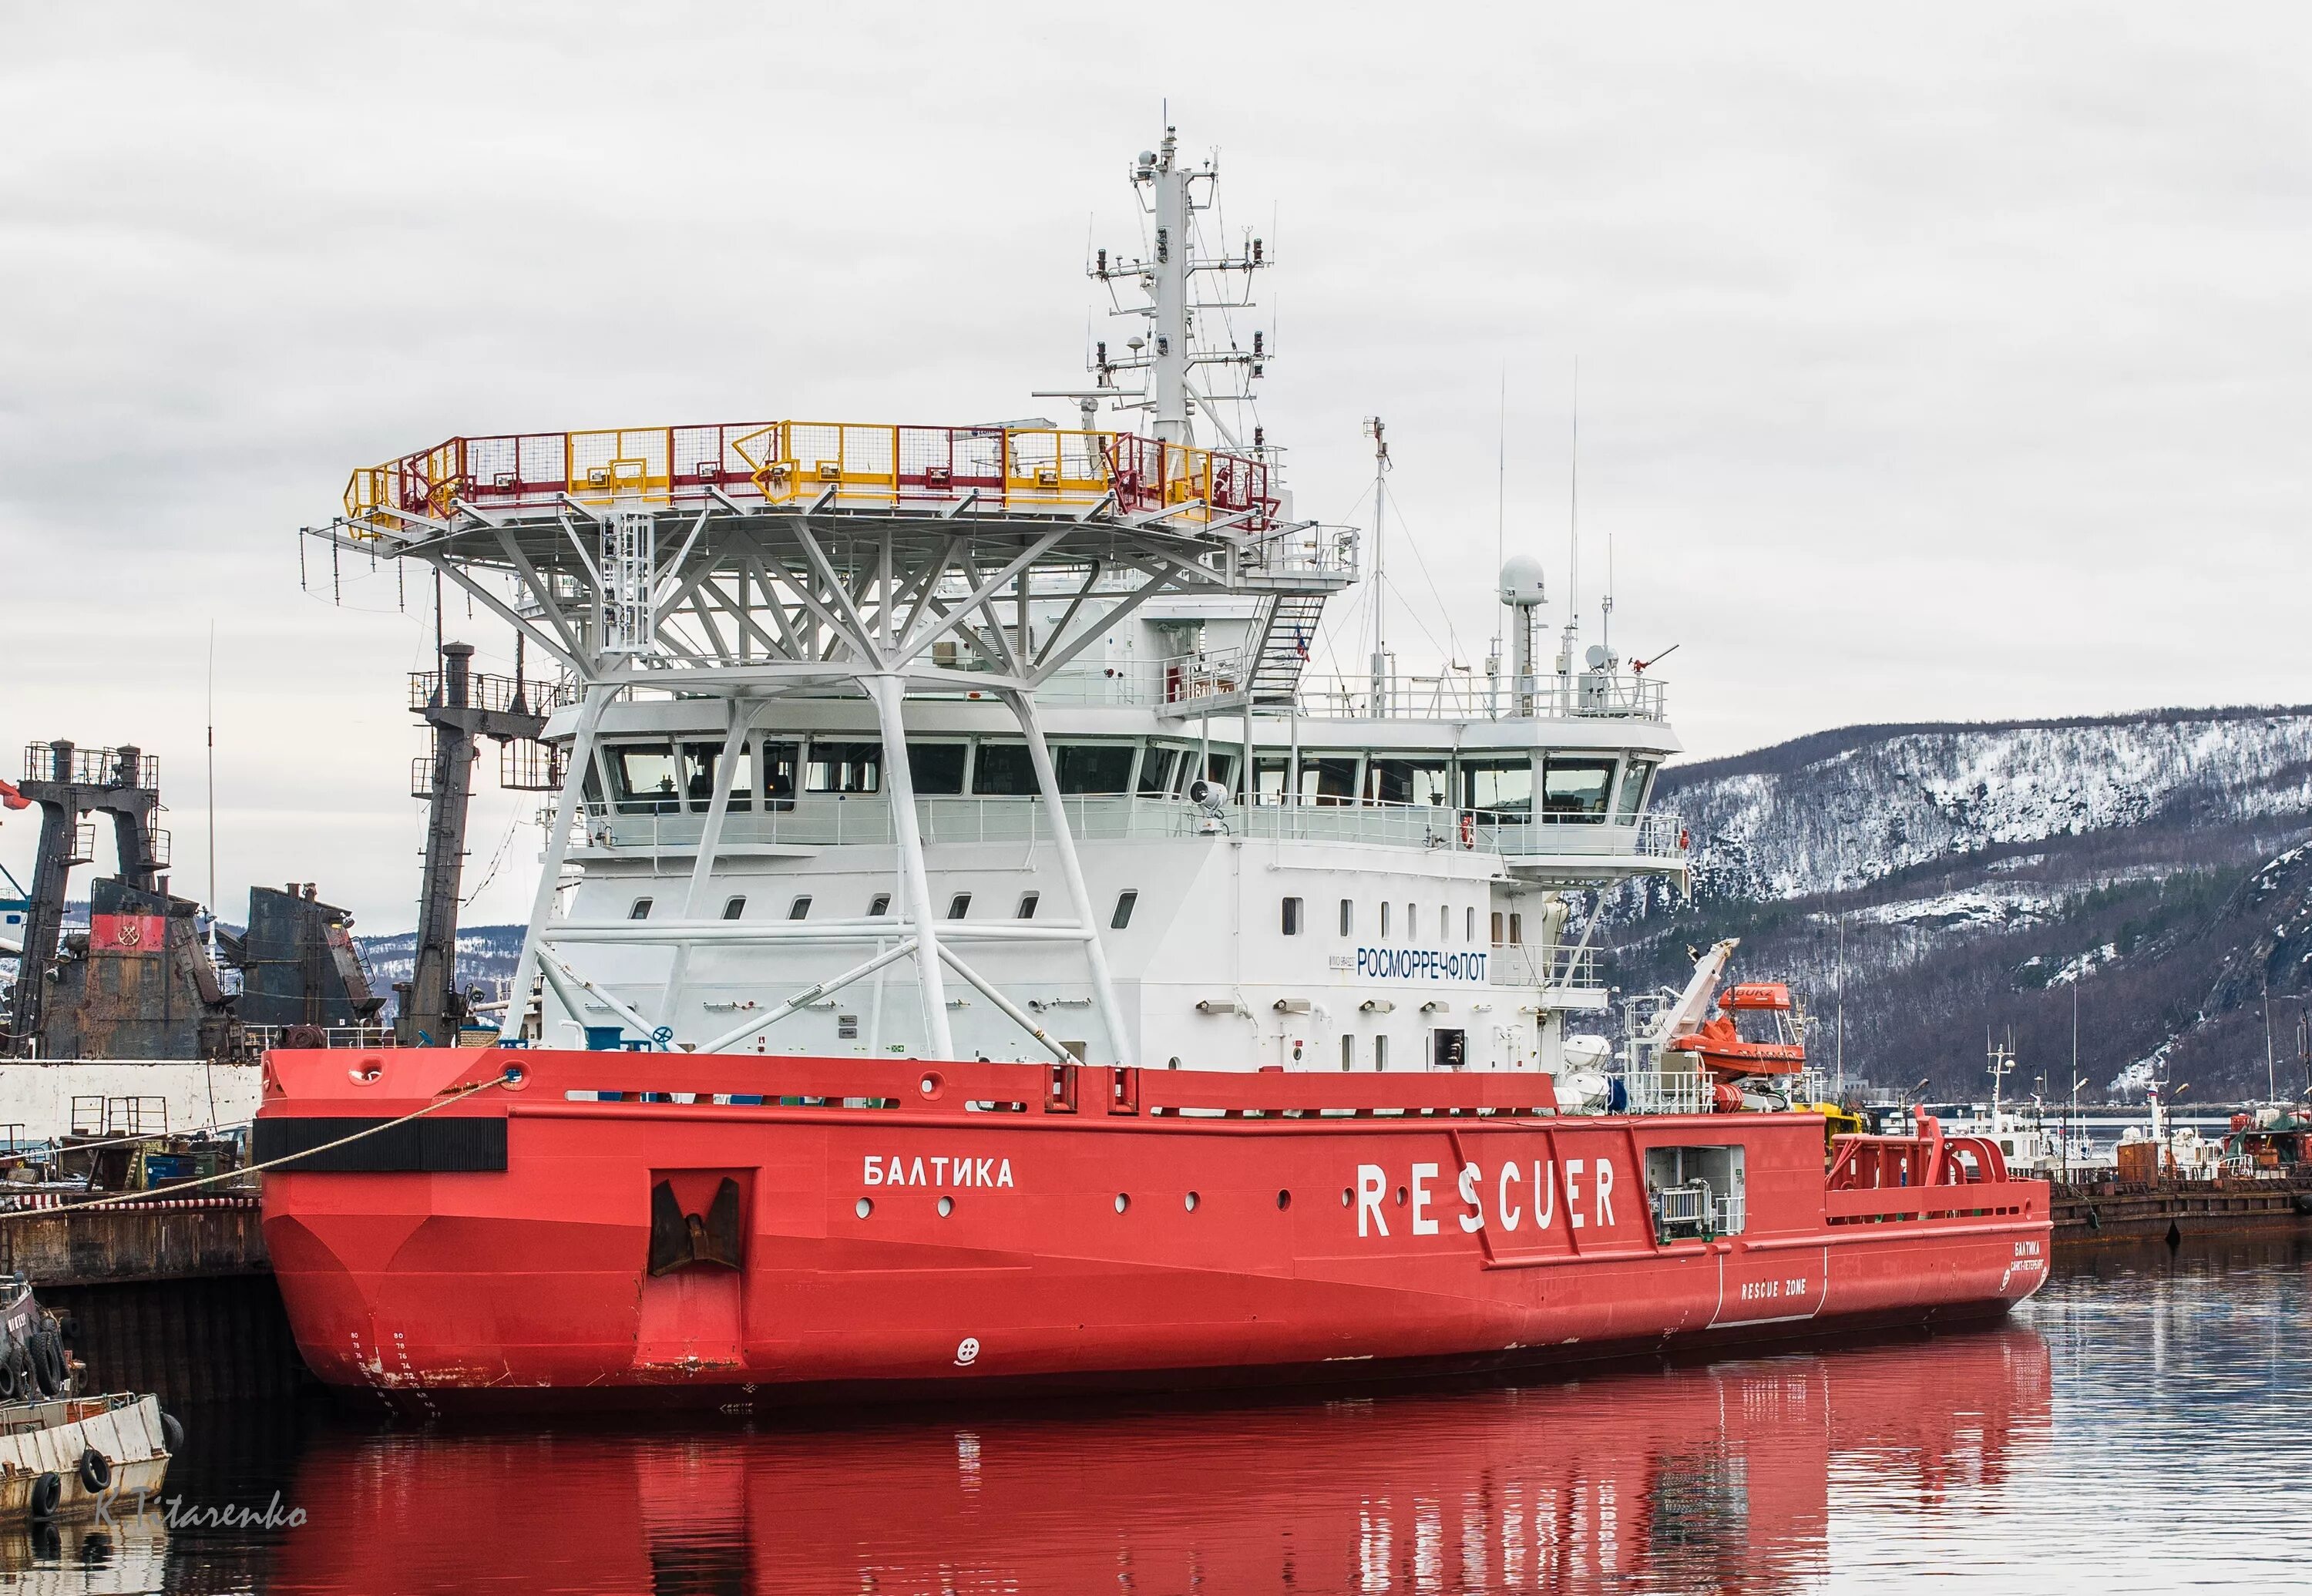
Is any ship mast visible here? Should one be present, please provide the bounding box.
[1086,130,1270,452]
[1365,416,1390,714]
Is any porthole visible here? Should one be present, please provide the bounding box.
[1185,1191,1201,1212]
[937,1195,955,1218]
[1396,1186,1408,1206]
[1276,1189,1292,1211]
[855,1198,873,1218]
[1114,1192,1131,1215]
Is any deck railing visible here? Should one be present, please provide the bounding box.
[577,794,1685,868]
[1292,671,1669,724]
[344,421,1279,532]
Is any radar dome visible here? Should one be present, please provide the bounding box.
[1498,555,1547,608]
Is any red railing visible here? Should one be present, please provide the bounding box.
[345,422,1277,532]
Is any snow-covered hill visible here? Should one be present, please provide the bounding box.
[1610,707,2312,1103]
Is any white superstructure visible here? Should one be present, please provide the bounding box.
[311,129,1689,1079]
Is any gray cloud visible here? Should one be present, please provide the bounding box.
[5,2,2308,927]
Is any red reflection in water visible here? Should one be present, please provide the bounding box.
[271,1328,2048,1595]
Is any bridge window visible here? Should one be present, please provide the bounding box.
[1615,758,1657,823]
[1056,743,1134,795]
[788,895,812,921]
[680,742,753,812]
[628,897,654,920]
[1460,757,1534,818]
[971,741,1037,795]
[1138,745,1181,797]
[761,740,798,810]
[907,742,967,795]
[1299,758,1359,806]
[1017,892,1040,919]
[1178,751,1236,799]
[607,744,681,815]
[807,741,882,795]
[1366,757,1450,808]
[1542,755,1618,822]
[721,896,746,921]
[1339,899,1353,936]
[1281,897,1302,936]
[1111,889,1139,929]
[946,893,972,920]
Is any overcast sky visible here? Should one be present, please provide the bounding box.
[5,3,2309,932]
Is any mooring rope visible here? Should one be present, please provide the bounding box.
[0,1071,516,1222]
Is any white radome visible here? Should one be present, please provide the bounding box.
[1499,555,1548,609]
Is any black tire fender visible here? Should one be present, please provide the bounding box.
[160,1410,184,1454]
[0,1344,20,1403]
[29,1472,61,1520]
[2084,1206,2102,1231]
[32,1329,66,1397]
[77,1447,110,1494]
[2292,1191,2312,1217]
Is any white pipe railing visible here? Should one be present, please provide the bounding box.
[578,795,1685,863]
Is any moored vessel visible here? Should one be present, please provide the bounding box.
[0,1278,173,1523]
[258,128,2050,1413]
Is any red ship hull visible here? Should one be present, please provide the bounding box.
[256,1049,2051,1414]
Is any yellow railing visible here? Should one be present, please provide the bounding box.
[344,421,1275,531]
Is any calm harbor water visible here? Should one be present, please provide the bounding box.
[10,1232,2312,1594]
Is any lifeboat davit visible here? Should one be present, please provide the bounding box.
[1667,982,1806,1079]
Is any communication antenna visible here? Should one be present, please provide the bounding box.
[1364,415,1390,714]
[1487,365,1505,710]
[1834,912,1846,1098]
[205,620,219,968]
[2265,973,2277,1104]
[1601,451,1615,660]
[1559,360,1580,680]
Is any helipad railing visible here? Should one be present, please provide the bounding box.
[344,422,1278,532]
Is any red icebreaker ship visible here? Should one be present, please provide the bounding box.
[261,129,2046,1412]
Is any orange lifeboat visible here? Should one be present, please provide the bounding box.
[1667,982,1806,1080]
